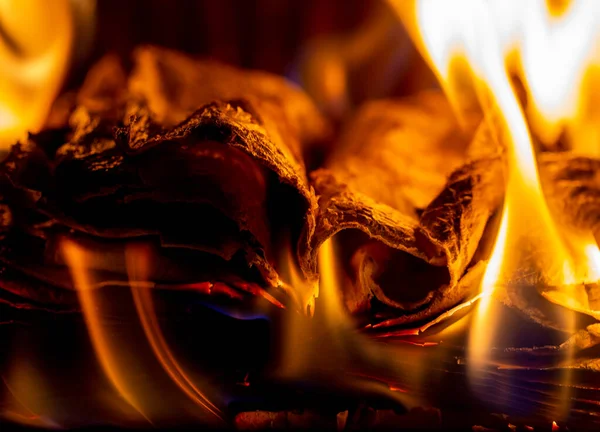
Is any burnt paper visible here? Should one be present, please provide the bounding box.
[0,46,331,309]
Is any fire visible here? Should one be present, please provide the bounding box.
[2,0,600,426]
[125,243,222,422]
[61,239,151,422]
[59,239,224,426]
[277,239,420,408]
[389,0,600,415]
[0,0,74,148]
[521,0,600,156]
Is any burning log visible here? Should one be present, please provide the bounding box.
[0,46,331,310]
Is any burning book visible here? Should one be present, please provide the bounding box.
[0,46,331,305]
[1,0,600,431]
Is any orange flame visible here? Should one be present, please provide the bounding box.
[389,0,600,417]
[59,238,224,426]
[61,239,151,423]
[277,238,420,408]
[125,244,223,422]
[0,0,74,148]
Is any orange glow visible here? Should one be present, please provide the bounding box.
[125,244,223,422]
[0,0,74,148]
[61,239,151,423]
[389,0,600,417]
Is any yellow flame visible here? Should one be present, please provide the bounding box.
[389,0,600,416]
[277,238,420,408]
[318,239,354,328]
[276,243,319,377]
[278,238,354,377]
[0,0,74,148]
[277,240,318,317]
[520,0,600,153]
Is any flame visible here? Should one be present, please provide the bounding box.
[125,244,223,422]
[318,239,351,327]
[61,239,151,422]
[59,239,224,426]
[521,0,600,155]
[0,0,74,148]
[277,238,420,409]
[278,238,365,379]
[389,0,600,417]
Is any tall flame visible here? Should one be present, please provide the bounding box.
[125,244,223,422]
[0,0,74,148]
[389,0,600,417]
[61,239,151,423]
[277,239,420,409]
[60,239,224,426]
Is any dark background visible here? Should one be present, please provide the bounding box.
[92,0,374,72]
[66,0,436,114]
[70,0,376,85]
